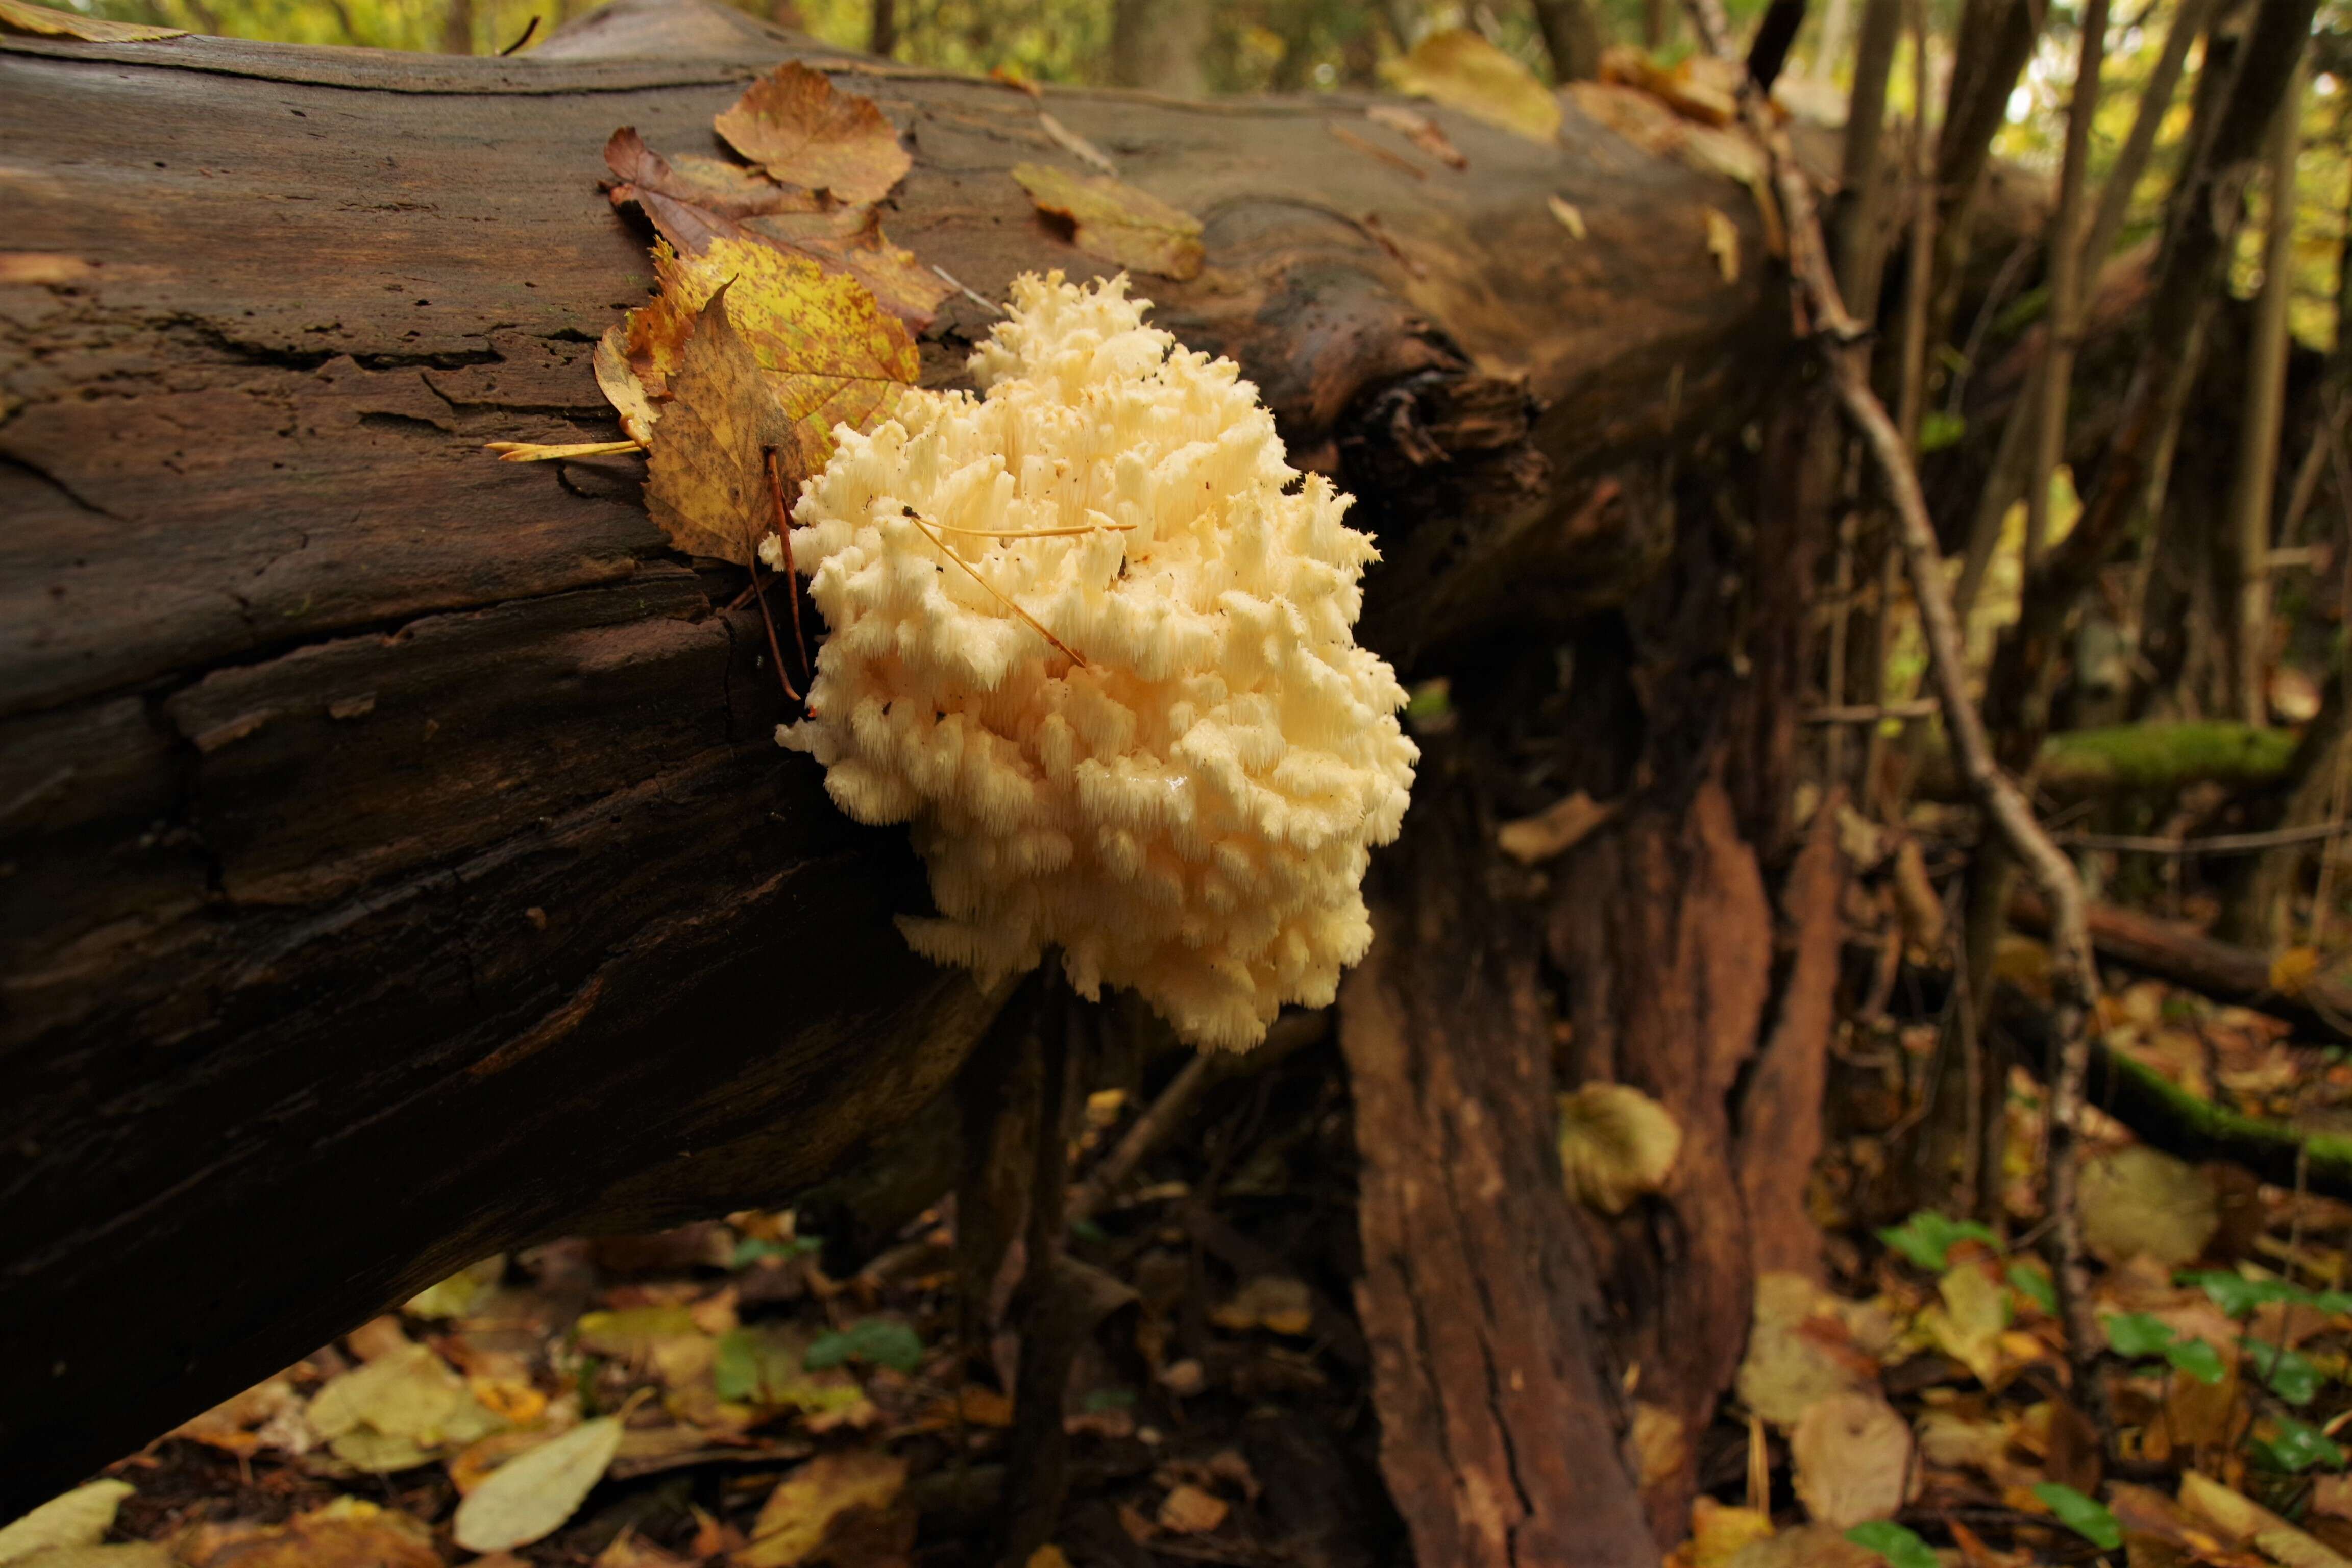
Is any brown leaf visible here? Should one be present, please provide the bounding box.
[1703,208,1740,283]
[1498,789,1614,863]
[1790,1392,1912,1527]
[178,1499,440,1568]
[734,1451,911,1568]
[1010,162,1204,281]
[1155,1485,1228,1535]
[644,287,794,568]
[607,131,947,329]
[715,62,911,205]
[0,0,183,41]
[0,251,94,285]
[1365,104,1467,169]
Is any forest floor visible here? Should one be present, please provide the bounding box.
[23,911,2352,1568]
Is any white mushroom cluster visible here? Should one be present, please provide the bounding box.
[770,272,1417,1049]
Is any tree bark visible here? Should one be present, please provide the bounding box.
[0,0,1798,1514]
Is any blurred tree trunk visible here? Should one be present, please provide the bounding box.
[868,0,895,58]
[1110,0,1207,94]
[439,0,474,53]
[2220,60,2307,721]
[1532,0,1606,81]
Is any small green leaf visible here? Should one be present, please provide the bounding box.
[1918,409,1968,454]
[804,1317,923,1375]
[1845,1520,1939,1568]
[1082,1386,1137,1412]
[2006,1260,2057,1316]
[2102,1311,2177,1359]
[2250,1415,2347,1474]
[2248,1341,2324,1405]
[2163,1337,2227,1385]
[1878,1211,1999,1273]
[2032,1482,2122,1550]
[2179,1270,2307,1318]
[730,1234,822,1268]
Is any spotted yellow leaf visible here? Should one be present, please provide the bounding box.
[1010,163,1203,281]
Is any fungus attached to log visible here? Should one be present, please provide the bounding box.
[770,273,1418,1048]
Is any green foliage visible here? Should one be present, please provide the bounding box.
[2180,1269,2352,1318]
[804,1316,924,1374]
[2006,1260,2057,1315]
[2247,1340,2325,1406]
[2031,1483,2123,1551]
[2249,1414,2348,1474]
[1917,409,1968,455]
[730,1234,822,1269]
[2101,1312,2225,1384]
[1845,1521,1939,1568]
[1878,1211,1999,1272]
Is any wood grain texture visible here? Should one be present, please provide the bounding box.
[0,0,1788,1509]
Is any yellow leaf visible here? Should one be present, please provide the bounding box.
[1548,195,1588,240]
[1010,163,1205,281]
[2272,945,2322,997]
[736,1452,909,1568]
[1734,1273,1873,1426]
[1683,1497,1775,1568]
[0,0,183,41]
[654,237,917,444]
[1209,1276,1314,1337]
[596,326,660,446]
[1703,208,1740,283]
[714,62,911,205]
[452,1415,626,1554]
[2079,1146,2218,1268]
[305,1342,503,1470]
[643,288,795,569]
[742,206,953,328]
[1557,1081,1681,1213]
[1920,1262,2011,1387]
[0,1480,133,1564]
[1379,29,1561,144]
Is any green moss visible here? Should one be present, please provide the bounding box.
[2036,723,2297,794]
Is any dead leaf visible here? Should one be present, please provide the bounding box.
[17,1547,173,1567]
[1599,45,1741,127]
[485,438,644,463]
[2080,1146,2219,1268]
[1682,1497,1775,1567]
[171,1377,314,1459]
[606,132,947,329]
[714,63,911,205]
[2182,1470,2352,1568]
[1566,82,1767,187]
[1156,1485,1227,1534]
[1500,790,1615,863]
[1703,208,1739,283]
[1380,29,1560,144]
[1734,1273,1875,1426]
[1633,1402,1689,1492]
[177,1498,440,1568]
[1790,1392,1912,1526]
[1557,1082,1681,1213]
[1210,1276,1314,1337]
[1723,1522,1878,1568]
[0,1481,134,1564]
[597,1529,697,1568]
[453,1414,626,1553]
[654,237,917,449]
[0,0,182,41]
[1548,195,1588,239]
[1919,1262,2011,1386]
[1365,104,1467,168]
[1038,111,1116,174]
[2273,945,2323,996]
[734,1451,910,1568]
[345,1315,411,1362]
[306,1340,503,1471]
[406,1254,506,1319]
[1010,163,1204,281]
[0,252,93,286]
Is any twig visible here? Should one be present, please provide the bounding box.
[2056,821,2350,857]
[1806,698,1940,723]
[747,563,802,705]
[931,264,1004,317]
[763,448,811,684]
[496,14,537,54]
[1679,0,2109,1430]
[902,508,1088,668]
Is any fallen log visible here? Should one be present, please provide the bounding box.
[0,0,1794,1512]
[2009,891,2352,1043]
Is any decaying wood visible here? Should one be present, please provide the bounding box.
[1341,794,1659,1568]
[0,0,1802,1509]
